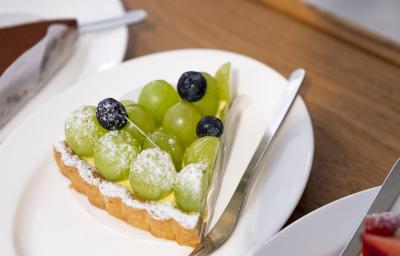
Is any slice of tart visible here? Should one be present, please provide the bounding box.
[53,63,231,247]
[361,212,400,255]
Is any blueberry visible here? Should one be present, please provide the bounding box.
[196,116,224,138]
[96,98,128,130]
[177,71,207,102]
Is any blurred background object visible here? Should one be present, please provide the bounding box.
[259,0,400,66]
[0,0,129,142]
[0,10,145,134]
[305,0,400,44]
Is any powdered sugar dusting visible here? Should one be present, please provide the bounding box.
[130,148,176,192]
[54,142,100,185]
[53,142,199,228]
[366,212,400,231]
[96,131,140,172]
[177,162,208,196]
[65,106,105,153]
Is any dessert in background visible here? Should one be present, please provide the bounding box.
[362,212,400,255]
[0,19,77,74]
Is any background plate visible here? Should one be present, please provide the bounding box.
[0,0,128,142]
[0,49,313,256]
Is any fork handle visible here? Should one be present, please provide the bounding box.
[79,9,147,34]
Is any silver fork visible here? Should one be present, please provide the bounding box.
[79,9,147,34]
[189,69,306,255]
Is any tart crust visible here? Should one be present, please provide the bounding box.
[53,142,201,247]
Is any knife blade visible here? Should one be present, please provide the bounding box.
[340,159,400,256]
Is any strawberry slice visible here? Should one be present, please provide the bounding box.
[365,212,400,236]
[362,233,400,256]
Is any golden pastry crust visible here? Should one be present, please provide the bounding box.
[53,143,200,247]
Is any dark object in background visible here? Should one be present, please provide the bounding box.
[0,19,77,75]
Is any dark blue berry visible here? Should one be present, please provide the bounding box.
[177,71,207,102]
[196,116,224,138]
[96,98,128,130]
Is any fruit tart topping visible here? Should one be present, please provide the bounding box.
[184,136,220,173]
[163,101,202,147]
[362,212,400,256]
[96,98,128,130]
[174,162,209,212]
[62,63,232,215]
[215,62,231,120]
[362,233,400,256]
[123,103,156,145]
[129,148,177,201]
[196,116,224,138]
[94,130,141,181]
[138,80,179,125]
[65,105,106,157]
[143,131,183,170]
[177,71,207,102]
[120,99,136,108]
[395,228,400,238]
[365,212,400,237]
[192,72,219,116]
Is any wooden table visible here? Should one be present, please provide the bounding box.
[122,0,400,223]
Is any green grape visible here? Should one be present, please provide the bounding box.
[130,148,177,200]
[123,103,156,145]
[215,63,231,120]
[192,72,219,116]
[120,99,136,108]
[138,80,179,125]
[184,136,220,172]
[143,131,183,170]
[94,130,141,181]
[156,126,165,132]
[163,102,202,147]
[65,105,106,157]
[174,163,208,212]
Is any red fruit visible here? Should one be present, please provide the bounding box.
[362,233,400,256]
[365,212,400,236]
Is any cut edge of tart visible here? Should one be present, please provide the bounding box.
[53,141,201,247]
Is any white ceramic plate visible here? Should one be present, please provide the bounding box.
[251,187,380,256]
[0,0,128,142]
[0,49,313,256]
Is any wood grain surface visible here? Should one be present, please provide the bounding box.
[121,0,400,224]
[258,0,400,67]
